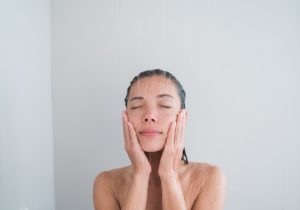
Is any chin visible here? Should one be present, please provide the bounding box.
[138,136,165,152]
[141,146,164,152]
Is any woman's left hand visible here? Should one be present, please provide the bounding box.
[158,109,186,179]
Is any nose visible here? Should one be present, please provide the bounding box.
[143,111,157,123]
[143,117,156,122]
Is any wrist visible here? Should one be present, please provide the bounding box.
[133,165,151,178]
[133,172,150,181]
[160,175,182,191]
[159,172,179,182]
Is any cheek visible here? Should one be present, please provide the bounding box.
[127,111,142,129]
[159,111,178,131]
[159,110,178,121]
[127,115,137,125]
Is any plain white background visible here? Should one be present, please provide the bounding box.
[0,0,55,210]
[1,0,299,210]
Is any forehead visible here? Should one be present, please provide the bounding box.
[129,76,178,98]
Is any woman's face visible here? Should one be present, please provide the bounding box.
[126,76,182,152]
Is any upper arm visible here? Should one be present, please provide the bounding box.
[93,172,120,210]
[192,166,226,210]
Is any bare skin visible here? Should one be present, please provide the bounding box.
[93,76,226,210]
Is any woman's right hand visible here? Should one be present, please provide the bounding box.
[122,111,151,177]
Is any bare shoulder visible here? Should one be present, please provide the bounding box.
[188,162,226,188]
[93,166,132,210]
[185,162,226,210]
[93,165,131,190]
[189,162,225,178]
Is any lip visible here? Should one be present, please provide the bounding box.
[139,129,162,136]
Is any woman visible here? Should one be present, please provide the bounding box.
[93,69,226,210]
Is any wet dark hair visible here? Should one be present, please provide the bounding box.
[124,69,188,164]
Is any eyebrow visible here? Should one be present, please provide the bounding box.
[157,94,174,99]
[129,94,174,102]
[129,96,144,102]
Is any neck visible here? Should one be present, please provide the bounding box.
[145,151,163,187]
[144,151,185,187]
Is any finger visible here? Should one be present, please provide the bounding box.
[179,109,186,147]
[166,121,176,147]
[127,121,139,147]
[122,111,131,148]
[174,110,184,146]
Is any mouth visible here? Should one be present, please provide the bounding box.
[139,130,163,136]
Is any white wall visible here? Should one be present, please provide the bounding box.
[51,0,300,210]
[0,0,55,210]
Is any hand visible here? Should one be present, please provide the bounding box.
[122,111,151,177]
[158,109,186,179]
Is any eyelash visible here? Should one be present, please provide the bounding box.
[130,105,172,110]
[130,106,142,110]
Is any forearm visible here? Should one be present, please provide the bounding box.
[122,174,149,210]
[161,176,187,210]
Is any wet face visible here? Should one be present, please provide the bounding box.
[126,76,181,152]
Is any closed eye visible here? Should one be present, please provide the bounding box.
[130,106,142,110]
[161,105,172,109]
